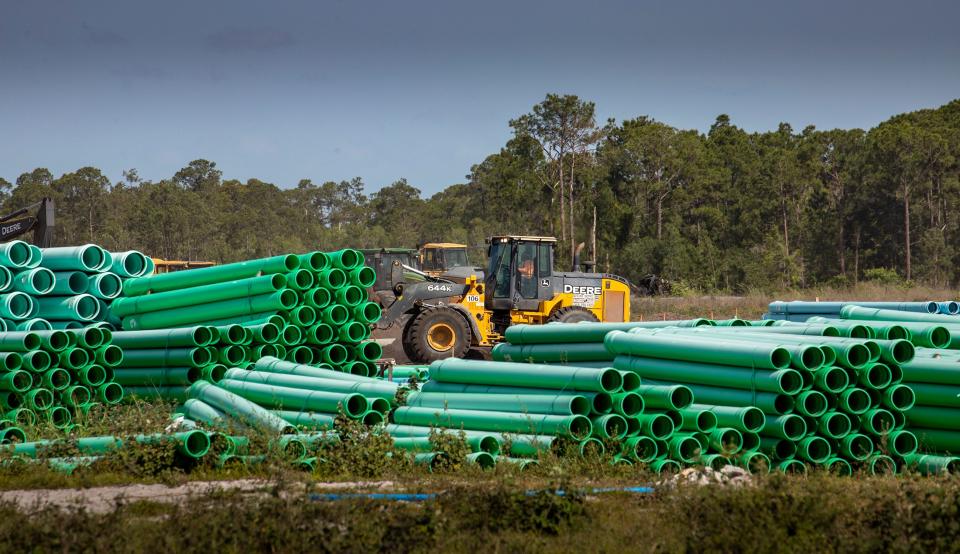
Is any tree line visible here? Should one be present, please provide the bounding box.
[3,95,958,293]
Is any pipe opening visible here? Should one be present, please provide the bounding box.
[282,326,302,344]
[871,456,896,475]
[819,347,836,368]
[925,301,941,313]
[828,459,852,476]
[800,347,824,370]
[848,325,870,339]
[6,242,30,266]
[280,254,301,272]
[892,431,917,456]
[930,328,950,348]
[591,393,612,414]
[568,416,593,440]
[191,348,213,367]
[362,410,384,426]
[887,385,915,411]
[769,347,791,369]
[774,439,797,459]
[715,429,742,453]
[773,394,795,415]
[79,246,104,271]
[343,396,369,418]
[341,286,364,306]
[632,436,657,461]
[355,266,377,287]
[823,367,849,392]
[740,431,760,452]
[891,341,915,364]
[101,345,123,366]
[186,367,202,383]
[122,252,147,276]
[74,296,99,320]
[48,406,71,428]
[674,436,701,462]
[310,288,332,308]
[182,431,211,458]
[804,437,830,462]
[619,393,643,416]
[781,415,807,440]
[826,413,852,437]
[66,349,89,368]
[192,327,214,346]
[295,307,317,326]
[600,370,623,393]
[843,388,871,414]
[370,397,391,414]
[1,353,21,371]
[741,408,765,432]
[278,289,299,310]
[326,344,348,365]
[291,347,313,364]
[620,371,641,392]
[670,386,693,410]
[339,249,361,269]
[10,371,31,392]
[570,396,591,416]
[49,368,70,390]
[100,382,124,403]
[800,391,827,417]
[867,410,894,434]
[327,305,349,325]
[7,294,31,318]
[695,411,717,432]
[325,268,347,289]
[361,341,382,361]
[847,344,870,368]
[84,365,107,387]
[29,389,53,409]
[31,270,55,294]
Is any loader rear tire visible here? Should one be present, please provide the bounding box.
[404,307,471,363]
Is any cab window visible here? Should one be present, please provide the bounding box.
[537,242,551,278]
[488,242,512,298]
[517,242,538,299]
[422,249,438,271]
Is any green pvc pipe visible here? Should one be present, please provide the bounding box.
[319,304,349,326]
[354,341,382,363]
[113,274,286,318]
[633,412,674,439]
[78,364,109,386]
[121,386,189,402]
[840,305,960,325]
[854,363,893,390]
[622,435,659,462]
[0,241,31,269]
[110,250,149,277]
[59,385,91,407]
[118,347,212,368]
[0,352,22,370]
[887,429,918,457]
[504,319,712,345]
[334,285,365,307]
[275,410,336,430]
[613,355,802,395]
[795,390,828,418]
[12,268,55,295]
[86,273,122,300]
[902,454,960,475]
[609,392,643,417]
[737,450,771,473]
[605,330,792,370]
[905,405,960,430]
[285,345,314,365]
[56,348,87,370]
[667,433,703,463]
[122,289,298,331]
[678,407,718,433]
[911,428,960,452]
[348,266,376,288]
[639,328,832,371]
[905,382,960,408]
[758,437,797,460]
[901,357,960,385]
[46,406,72,429]
[254,356,387,384]
[280,324,303,346]
[690,404,765,433]
[823,457,852,476]
[429,358,622,393]
[705,427,741,454]
[796,435,831,463]
[287,305,317,327]
[0,369,32,393]
[392,406,592,439]
[618,370,641,392]
[0,267,9,292]
[50,271,89,295]
[837,387,872,415]
[492,342,619,363]
[97,382,123,404]
[180,398,227,425]
[385,424,502,455]
[406,390,589,415]
[283,269,314,292]
[68,327,106,349]
[814,366,849,394]
[113,367,202,386]
[865,454,897,475]
[94,345,123,367]
[299,251,330,272]
[315,267,347,290]
[303,287,332,310]
[35,294,99,321]
[859,408,895,435]
[38,244,103,271]
[337,321,368,344]
[123,254,300,296]
[0,292,35,319]
[591,414,628,440]
[643,379,795,415]
[327,249,363,271]
[218,379,368,418]
[110,327,215,349]
[247,323,280,343]
[39,368,69,391]
[14,318,50,331]
[650,458,681,474]
[187,381,295,434]
[223,368,397,401]
[882,384,915,411]
[817,411,852,439]
[22,388,53,410]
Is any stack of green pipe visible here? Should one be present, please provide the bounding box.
[604,326,918,473]
[2,429,213,468]
[109,250,383,376]
[154,357,398,434]
[0,328,124,431]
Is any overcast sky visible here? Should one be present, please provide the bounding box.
[1,0,958,194]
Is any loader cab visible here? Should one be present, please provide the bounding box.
[484,236,556,313]
[419,243,469,277]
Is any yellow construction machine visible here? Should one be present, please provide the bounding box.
[372,235,631,363]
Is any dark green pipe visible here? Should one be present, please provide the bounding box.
[678,407,718,433]
[837,387,872,415]
[905,382,960,407]
[911,428,960,452]
[882,384,915,411]
[903,454,960,475]
[758,437,796,460]
[690,404,764,433]
[859,408,895,435]
[905,405,960,430]
[817,411,852,439]
[113,367,202,386]
[813,366,849,394]
[118,347,212,368]
[795,391,828,418]
[110,327,216,348]
[643,379,795,415]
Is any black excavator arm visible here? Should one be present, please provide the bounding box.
[0,198,55,247]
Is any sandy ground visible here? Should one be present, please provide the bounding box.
[0,479,401,513]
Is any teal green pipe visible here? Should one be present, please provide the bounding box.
[503,319,712,345]
[14,318,50,331]
[859,408,895,435]
[636,384,693,410]
[112,274,286,318]
[882,384,915,411]
[405,390,589,416]
[94,345,123,367]
[122,289,298,330]
[123,254,299,296]
[813,366,849,394]
[853,363,893,390]
[21,388,53,410]
[609,392,643,417]
[67,327,106,349]
[714,323,841,336]
[0,267,9,292]
[86,273,122,300]
[839,305,960,325]
[0,240,30,268]
[35,294,98,321]
[133,431,211,459]
[690,404,764,433]
[50,271,89,295]
[12,268,55,295]
[118,347,212,368]
[902,454,960,475]
[187,381,295,434]
[385,424,502,455]
[110,250,149,277]
[285,345,314,364]
[218,379,368,418]
[38,244,104,271]
[0,352,22,370]
[0,292,35,319]
[180,398,227,425]
[429,358,622,393]
[804,317,878,338]
[492,342,616,363]
[279,324,302,346]
[246,323,280,344]
[634,413,674,439]
[75,364,107,387]
[56,349,87,370]
[795,390,828,418]
[319,304,349,326]
[613,355,802,395]
[618,370,641,392]
[224,368,397,401]
[902,357,960,385]
[392,406,592,439]
[110,327,215,348]
[632,328,831,370]
[195,312,286,328]
[605,330,791,370]
[904,405,960,430]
